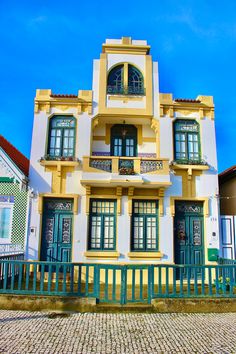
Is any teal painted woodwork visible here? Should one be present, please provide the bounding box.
[0,260,236,303]
[41,199,73,262]
[47,116,76,158]
[131,200,158,251]
[174,202,204,277]
[174,119,201,163]
[88,199,116,250]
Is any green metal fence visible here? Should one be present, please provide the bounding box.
[0,260,235,304]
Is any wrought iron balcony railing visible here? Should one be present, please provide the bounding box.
[107,85,145,96]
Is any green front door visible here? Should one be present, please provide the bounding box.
[174,202,204,273]
[41,199,73,262]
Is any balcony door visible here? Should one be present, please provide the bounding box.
[111,124,137,157]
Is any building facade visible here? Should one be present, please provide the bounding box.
[0,135,29,251]
[28,37,220,266]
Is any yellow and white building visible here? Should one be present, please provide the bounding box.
[27,37,220,267]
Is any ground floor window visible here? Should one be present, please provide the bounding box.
[88,199,116,250]
[0,199,13,239]
[131,200,158,251]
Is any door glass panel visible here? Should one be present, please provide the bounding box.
[176,219,186,245]
[62,217,71,243]
[44,218,54,243]
[125,138,134,157]
[192,219,202,245]
[114,138,122,156]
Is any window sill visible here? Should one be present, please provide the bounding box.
[84,251,120,259]
[127,252,163,260]
[40,160,79,167]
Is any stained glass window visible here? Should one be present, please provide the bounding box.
[48,116,76,158]
[89,200,116,250]
[131,200,158,251]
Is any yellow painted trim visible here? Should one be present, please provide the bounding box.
[142,137,156,142]
[127,252,163,260]
[84,251,120,259]
[34,90,92,115]
[124,62,128,87]
[145,55,153,116]
[102,43,150,55]
[105,124,112,145]
[159,93,215,120]
[136,125,143,145]
[98,53,107,113]
[170,197,209,217]
[108,95,144,102]
[92,136,105,141]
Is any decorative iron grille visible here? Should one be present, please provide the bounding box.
[107,85,145,96]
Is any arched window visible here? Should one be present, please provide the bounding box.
[48,116,76,158]
[174,120,200,163]
[128,65,144,94]
[107,64,144,95]
[107,64,124,94]
[111,124,137,157]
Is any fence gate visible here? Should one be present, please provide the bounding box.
[97,264,152,304]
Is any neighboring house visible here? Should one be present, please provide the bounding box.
[219,165,236,259]
[28,37,220,270]
[0,135,29,251]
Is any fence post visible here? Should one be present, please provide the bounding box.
[121,265,127,305]
[148,265,154,304]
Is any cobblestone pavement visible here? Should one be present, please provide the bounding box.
[0,311,236,354]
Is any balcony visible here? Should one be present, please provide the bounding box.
[82,156,171,187]
[107,85,145,96]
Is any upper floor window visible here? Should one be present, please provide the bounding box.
[174,120,200,163]
[107,64,144,95]
[111,124,137,157]
[48,116,76,158]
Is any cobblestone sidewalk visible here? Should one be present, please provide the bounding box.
[0,310,236,353]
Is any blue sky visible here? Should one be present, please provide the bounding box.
[0,0,235,172]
